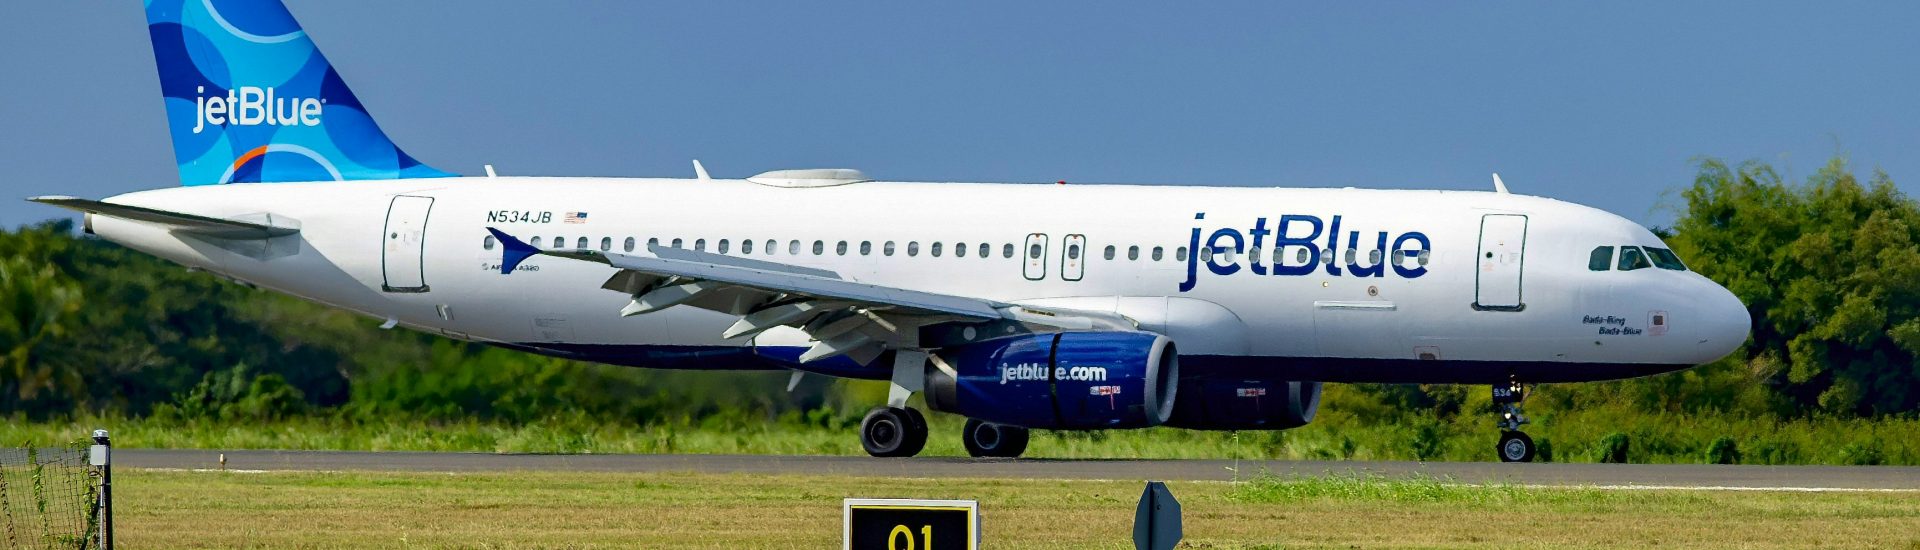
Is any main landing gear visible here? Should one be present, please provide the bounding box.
[961,418,1029,458]
[856,349,1032,458]
[860,406,928,457]
[1492,379,1535,462]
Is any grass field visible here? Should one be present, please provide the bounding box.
[112,469,1920,549]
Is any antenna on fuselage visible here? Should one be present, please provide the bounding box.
[1491,173,1510,194]
[484,164,497,178]
[693,160,711,180]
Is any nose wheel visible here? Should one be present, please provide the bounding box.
[1492,380,1535,462]
[861,406,928,457]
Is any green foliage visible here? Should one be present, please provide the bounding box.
[1668,156,1920,416]
[1595,432,1632,463]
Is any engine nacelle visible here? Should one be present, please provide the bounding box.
[1164,378,1321,430]
[925,332,1178,429]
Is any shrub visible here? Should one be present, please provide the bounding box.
[1705,436,1741,464]
[1839,440,1885,466]
[1594,432,1631,463]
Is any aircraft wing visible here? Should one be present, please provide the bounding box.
[487,228,1133,366]
[30,196,299,239]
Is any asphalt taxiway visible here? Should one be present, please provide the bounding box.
[115,450,1920,491]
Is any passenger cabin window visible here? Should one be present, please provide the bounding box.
[884,241,897,256]
[1027,243,1042,259]
[1617,246,1652,271]
[1646,247,1688,271]
[956,242,968,258]
[764,240,776,254]
[552,236,563,248]
[978,243,989,258]
[624,237,636,252]
[1128,246,1140,261]
[836,241,848,255]
[789,240,801,255]
[671,238,683,249]
[860,241,872,256]
[718,239,730,254]
[742,239,754,254]
[1588,246,1614,271]
[1296,247,1310,265]
[694,238,706,251]
[483,236,496,250]
[648,238,660,249]
[1104,245,1116,260]
[908,242,920,257]
[1002,244,1014,258]
[1067,243,1081,260]
[932,242,944,257]
[600,237,612,252]
[812,240,825,255]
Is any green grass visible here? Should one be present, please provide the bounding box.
[7,406,1920,464]
[104,469,1920,549]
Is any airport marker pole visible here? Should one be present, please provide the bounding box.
[90,429,111,550]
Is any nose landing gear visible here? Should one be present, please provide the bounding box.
[1493,380,1536,462]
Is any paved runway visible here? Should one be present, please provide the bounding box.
[117,449,1920,490]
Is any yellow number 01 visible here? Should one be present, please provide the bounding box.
[888,524,933,550]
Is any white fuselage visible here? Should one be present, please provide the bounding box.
[87,176,1750,383]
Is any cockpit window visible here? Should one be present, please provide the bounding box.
[1588,246,1614,271]
[1645,247,1687,271]
[1617,246,1652,271]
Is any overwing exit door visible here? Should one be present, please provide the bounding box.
[1061,234,1086,281]
[1022,233,1048,280]
[382,195,434,293]
[1474,214,1527,310]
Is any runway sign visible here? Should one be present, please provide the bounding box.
[844,498,978,550]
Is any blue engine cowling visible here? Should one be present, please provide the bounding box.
[924,331,1178,429]
[1163,377,1321,430]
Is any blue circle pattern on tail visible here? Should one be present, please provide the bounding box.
[145,0,454,185]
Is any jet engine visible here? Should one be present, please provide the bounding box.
[925,331,1178,429]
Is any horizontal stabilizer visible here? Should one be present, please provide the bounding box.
[30,196,299,240]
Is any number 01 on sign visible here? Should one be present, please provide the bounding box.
[844,498,979,550]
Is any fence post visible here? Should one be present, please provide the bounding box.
[89,430,110,550]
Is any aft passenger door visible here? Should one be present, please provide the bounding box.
[1474,214,1527,310]
[1023,233,1049,280]
[382,195,434,293]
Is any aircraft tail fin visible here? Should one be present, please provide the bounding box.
[144,0,454,185]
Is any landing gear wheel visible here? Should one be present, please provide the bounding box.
[1497,430,1536,463]
[961,418,1030,458]
[861,407,928,457]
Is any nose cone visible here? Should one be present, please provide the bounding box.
[1695,280,1751,363]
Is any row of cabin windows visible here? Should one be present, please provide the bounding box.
[1588,245,1687,272]
[478,235,1432,267]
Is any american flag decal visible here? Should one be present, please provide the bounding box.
[1236,388,1268,397]
[563,212,589,224]
[1090,386,1121,396]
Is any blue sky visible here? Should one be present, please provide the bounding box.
[3,2,1916,227]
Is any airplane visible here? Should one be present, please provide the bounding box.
[29,0,1749,461]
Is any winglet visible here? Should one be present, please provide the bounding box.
[487,227,539,274]
[693,160,711,180]
[1492,173,1510,194]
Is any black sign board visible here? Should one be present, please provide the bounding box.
[844,498,979,550]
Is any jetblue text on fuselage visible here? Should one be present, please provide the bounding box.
[1180,212,1432,292]
[192,86,323,134]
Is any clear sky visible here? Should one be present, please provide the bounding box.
[4,2,1916,227]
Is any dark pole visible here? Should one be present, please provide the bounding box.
[91,429,110,550]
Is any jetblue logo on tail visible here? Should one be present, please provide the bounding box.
[192,86,322,134]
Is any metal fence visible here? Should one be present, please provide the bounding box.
[0,432,109,550]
